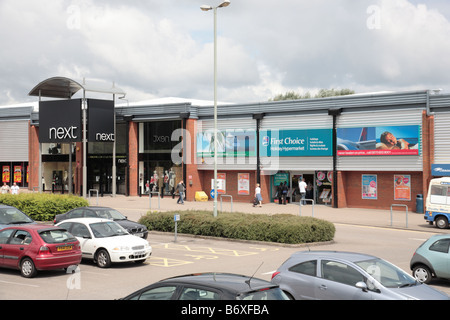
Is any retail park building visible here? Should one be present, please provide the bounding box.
[2,78,450,212]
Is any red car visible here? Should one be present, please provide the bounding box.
[0,224,81,278]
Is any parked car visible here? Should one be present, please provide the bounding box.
[0,204,35,230]
[271,250,449,300]
[410,234,450,284]
[0,224,81,278]
[56,218,151,268]
[54,206,148,239]
[120,272,290,300]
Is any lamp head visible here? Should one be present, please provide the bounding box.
[200,5,213,11]
[218,0,230,7]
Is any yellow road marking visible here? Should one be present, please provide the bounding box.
[148,257,194,267]
[155,243,259,257]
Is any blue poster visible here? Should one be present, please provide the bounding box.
[260,129,333,157]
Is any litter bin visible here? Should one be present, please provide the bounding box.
[416,194,424,213]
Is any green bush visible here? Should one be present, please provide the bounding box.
[139,210,335,245]
[0,193,88,221]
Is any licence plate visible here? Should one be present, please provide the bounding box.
[134,251,144,256]
[57,245,73,251]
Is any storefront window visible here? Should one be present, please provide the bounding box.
[141,121,182,196]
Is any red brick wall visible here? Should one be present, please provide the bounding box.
[128,121,139,196]
[342,171,422,211]
[185,119,203,201]
[28,123,40,191]
[197,170,271,204]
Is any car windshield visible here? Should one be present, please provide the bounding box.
[90,221,128,238]
[95,209,126,220]
[0,207,34,225]
[355,258,416,288]
[39,229,77,244]
[237,287,290,300]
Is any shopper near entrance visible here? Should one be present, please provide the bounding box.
[277,182,283,205]
[1,182,10,194]
[299,178,307,205]
[254,183,262,207]
[10,182,19,195]
[281,181,288,205]
[176,180,185,204]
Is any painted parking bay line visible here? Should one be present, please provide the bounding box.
[154,243,259,257]
[148,256,194,267]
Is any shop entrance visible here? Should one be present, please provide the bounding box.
[291,173,314,203]
[87,158,127,195]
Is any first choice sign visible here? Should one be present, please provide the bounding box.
[39,98,115,143]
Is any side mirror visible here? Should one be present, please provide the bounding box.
[355,281,368,292]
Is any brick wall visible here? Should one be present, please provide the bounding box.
[28,123,39,191]
[128,121,139,196]
[341,171,422,211]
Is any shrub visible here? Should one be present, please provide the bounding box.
[139,210,335,244]
[0,193,88,221]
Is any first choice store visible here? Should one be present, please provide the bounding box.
[3,80,450,212]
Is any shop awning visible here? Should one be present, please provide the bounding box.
[28,76,126,99]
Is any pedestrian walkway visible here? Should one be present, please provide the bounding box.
[87,194,447,234]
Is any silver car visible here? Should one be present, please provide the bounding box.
[271,251,449,300]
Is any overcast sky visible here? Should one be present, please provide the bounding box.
[1,0,450,106]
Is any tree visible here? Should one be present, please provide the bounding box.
[270,88,354,101]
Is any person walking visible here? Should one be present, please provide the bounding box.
[10,182,19,195]
[176,180,185,204]
[254,183,262,207]
[1,182,10,194]
[281,181,288,205]
[299,178,307,205]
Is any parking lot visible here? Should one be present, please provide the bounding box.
[1,196,449,300]
[0,231,302,300]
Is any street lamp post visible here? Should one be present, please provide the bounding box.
[200,1,230,218]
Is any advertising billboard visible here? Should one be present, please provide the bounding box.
[197,129,256,157]
[337,125,420,156]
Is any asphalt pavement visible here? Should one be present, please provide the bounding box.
[86,193,448,234]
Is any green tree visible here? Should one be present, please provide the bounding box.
[270,88,354,101]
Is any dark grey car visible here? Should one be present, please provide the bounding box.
[0,204,35,230]
[53,206,148,239]
[120,273,290,300]
[271,251,449,300]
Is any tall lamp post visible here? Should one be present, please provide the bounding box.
[200,0,230,217]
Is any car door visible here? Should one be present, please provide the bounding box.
[315,259,374,300]
[2,230,32,268]
[428,238,450,279]
[0,229,15,267]
[61,222,95,259]
[281,260,319,300]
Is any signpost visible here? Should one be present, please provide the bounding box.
[174,214,180,242]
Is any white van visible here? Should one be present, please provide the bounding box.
[425,177,450,229]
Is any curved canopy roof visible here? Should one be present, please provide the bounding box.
[28,76,126,99]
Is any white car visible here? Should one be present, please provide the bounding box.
[56,218,151,268]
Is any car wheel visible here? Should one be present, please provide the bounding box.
[95,249,111,268]
[435,216,449,229]
[413,265,432,284]
[20,258,37,278]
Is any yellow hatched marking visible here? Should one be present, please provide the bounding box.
[148,256,194,267]
[157,243,259,257]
